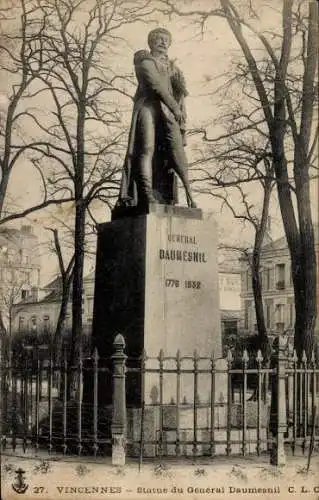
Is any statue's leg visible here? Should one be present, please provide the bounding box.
[135,104,156,205]
[164,121,197,208]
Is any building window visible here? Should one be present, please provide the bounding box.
[244,300,251,330]
[245,270,250,291]
[7,248,15,264]
[43,316,50,334]
[276,263,285,290]
[276,322,285,332]
[265,299,273,329]
[31,316,37,333]
[264,268,271,291]
[22,253,29,264]
[258,271,263,288]
[86,297,94,319]
[275,303,285,331]
[21,289,28,300]
[18,316,25,333]
[6,269,13,281]
[0,246,8,261]
[223,319,238,336]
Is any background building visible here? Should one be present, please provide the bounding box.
[218,248,241,338]
[0,225,40,334]
[11,271,94,345]
[240,225,319,339]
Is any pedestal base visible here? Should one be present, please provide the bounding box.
[91,205,222,405]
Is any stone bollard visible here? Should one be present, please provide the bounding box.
[111,334,127,466]
[269,334,288,466]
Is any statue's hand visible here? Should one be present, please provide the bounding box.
[174,108,183,125]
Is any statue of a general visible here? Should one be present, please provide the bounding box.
[115,27,197,211]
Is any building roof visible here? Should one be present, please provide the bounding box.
[262,224,319,254]
[41,289,62,302]
[261,236,288,253]
[43,276,63,292]
[15,269,95,307]
[43,271,94,292]
[0,225,37,242]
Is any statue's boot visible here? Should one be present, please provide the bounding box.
[166,126,197,208]
[171,164,197,208]
[137,156,157,205]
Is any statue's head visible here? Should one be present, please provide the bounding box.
[147,28,172,55]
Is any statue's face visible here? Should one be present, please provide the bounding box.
[150,32,171,55]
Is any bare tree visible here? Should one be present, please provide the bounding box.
[193,129,274,359]
[163,0,318,358]
[0,0,47,218]
[0,275,25,338]
[0,263,31,372]
[0,0,80,225]
[23,0,155,365]
[44,212,100,362]
[45,226,74,363]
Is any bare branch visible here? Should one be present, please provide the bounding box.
[0,197,75,226]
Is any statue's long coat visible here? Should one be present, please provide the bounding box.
[117,51,187,207]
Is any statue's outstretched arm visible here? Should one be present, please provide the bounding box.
[138,59,180,119]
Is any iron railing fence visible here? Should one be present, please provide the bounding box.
[0,334,318,465]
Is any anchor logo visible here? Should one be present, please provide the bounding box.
[12,468,29,494]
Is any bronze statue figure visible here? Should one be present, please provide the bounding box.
[116,27,197,211]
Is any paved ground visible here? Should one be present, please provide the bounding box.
[1,447,319,500]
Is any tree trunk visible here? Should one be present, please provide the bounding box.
[251,173,272,361]
[70,201,85,367]
[252,252,270,361]
[0,169,10,219]
[53,274,73,365]
[292,1,318,359]
[252,259,267,337]
[69,104,86,369]
[271,74,306,361]
[293,153,317,359]
[273,155,306,359]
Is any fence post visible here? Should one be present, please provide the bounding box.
[0,332,3,450]
[111,333,127,466]
[270,334,288,466]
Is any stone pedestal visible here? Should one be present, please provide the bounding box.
[91,204,222,405]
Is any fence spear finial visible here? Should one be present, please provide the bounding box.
[302,350,307,364]
[242,349,249,363]
[256,349,263,363]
